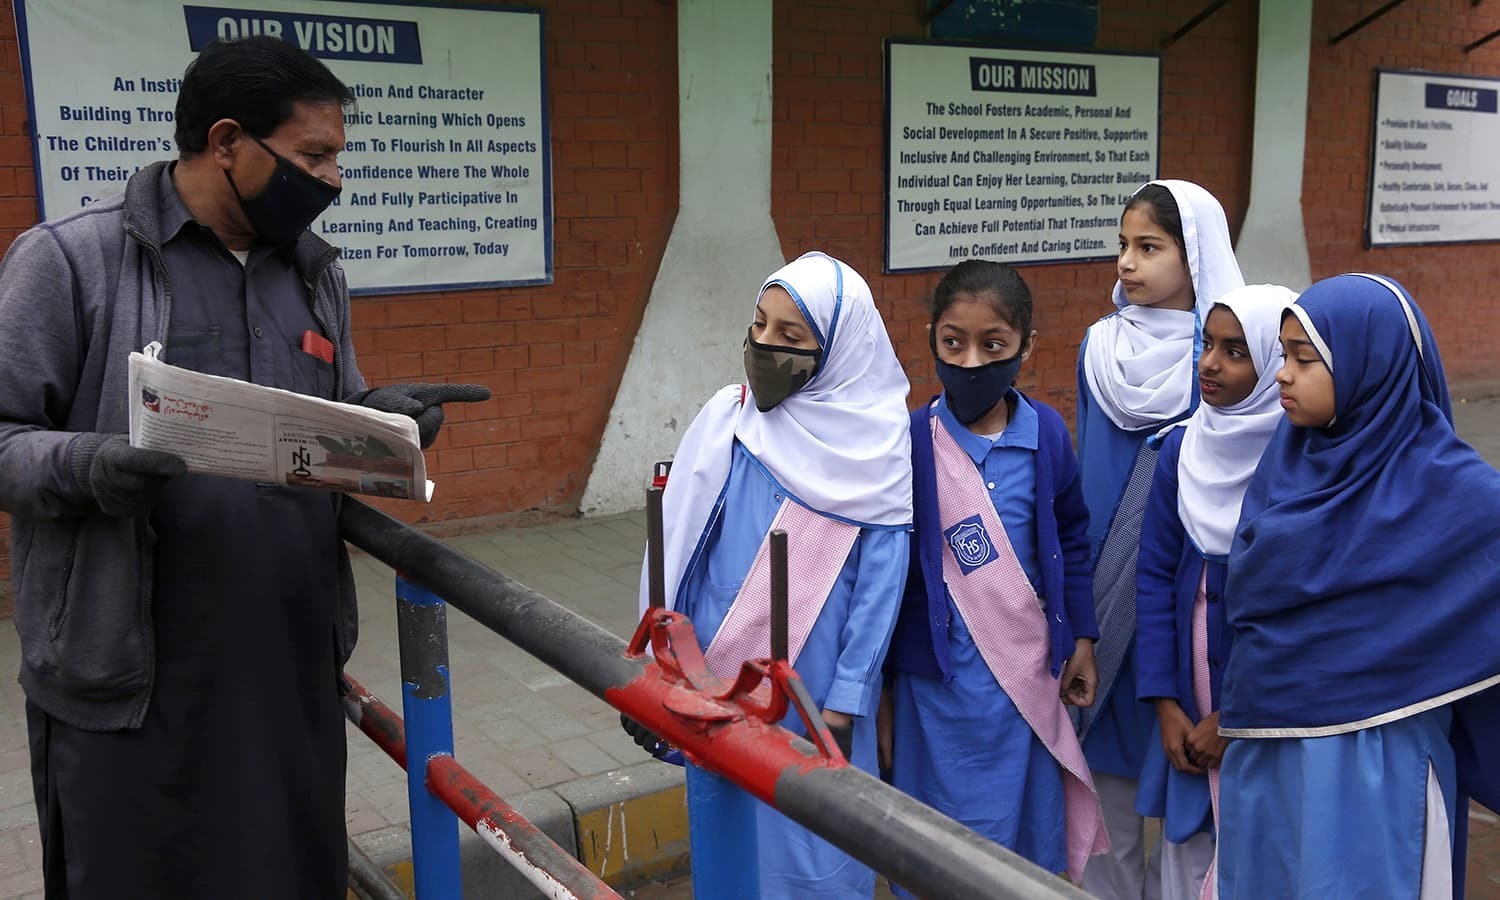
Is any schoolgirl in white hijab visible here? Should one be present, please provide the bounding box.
[1134,284,1294,900]
[637,251,913,899]
[1075,180,1245,900]
[1084,180,1246,432]
[1176,285,1295,557]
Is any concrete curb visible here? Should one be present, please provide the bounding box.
[554,760,690,887]
[354,761,689,899]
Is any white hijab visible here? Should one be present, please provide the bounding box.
[1176,284,1296,557]
[643,252,913,613]
[1083,180,1245,430]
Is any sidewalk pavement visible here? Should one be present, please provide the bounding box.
[4,394,1500,898]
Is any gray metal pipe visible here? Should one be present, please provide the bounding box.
[339,498,1088,900]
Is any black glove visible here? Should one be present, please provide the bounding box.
[350,383,491,448]
[620,713,670,758]
[85,435,187,518]
[827,721,854,759]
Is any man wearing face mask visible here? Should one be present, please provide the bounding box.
[0,37,488,898]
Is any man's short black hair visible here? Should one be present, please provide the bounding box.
[174,36,355,155]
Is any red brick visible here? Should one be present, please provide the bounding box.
[373,326,446,353]
[458,348,494,373]
[446,418,522,449]
[523,367,581,391]
[386,298,465,327]
[530,343,564,367]
[420,349,464,376]
[471,444,508,469]
[517,411,571,440]
[444,322,516,350]
[506,441,543,467]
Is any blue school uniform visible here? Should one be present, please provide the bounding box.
[1219,707,1458,899]
[1075,336,1165,780]
[888,391,1096,877]
[678,442,908,899]
[1131,427,1223,843]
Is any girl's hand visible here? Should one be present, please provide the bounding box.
[1153,699,1205,774]
[1060,639,1098,707]
[821,708,854,758]
[876,689,894,771]
[1186,710,1230,770]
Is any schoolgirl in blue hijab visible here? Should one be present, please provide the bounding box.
[1217,273,1500,899]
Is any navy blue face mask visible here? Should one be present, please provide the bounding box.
[934,347,1026,424]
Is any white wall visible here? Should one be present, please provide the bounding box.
[579,0,784,516]
[1235,0,1314,290]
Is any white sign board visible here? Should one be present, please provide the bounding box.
[15,0,552,293]
[1367,68,1500,247]
[886,40,1159,273]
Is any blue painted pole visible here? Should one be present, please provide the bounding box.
[686,762,760,899]
[396,576,463,899]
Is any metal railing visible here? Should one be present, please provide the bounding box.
[338,495,1086,899]
[342,668,617,899]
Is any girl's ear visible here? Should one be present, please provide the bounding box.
[1021,330,1038,363]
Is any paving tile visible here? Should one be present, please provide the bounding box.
[550,736,622,777]
[512,747,582,789]
[0,766,34,811]
[344,791,390,837]
[0,804,36,831]
[477,718,549,752]
[587,728,656,768]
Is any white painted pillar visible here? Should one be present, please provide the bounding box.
[1234,0,1314,289]
[580,0,783,516]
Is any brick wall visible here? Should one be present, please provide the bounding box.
[1306,0,1500,386]
[0,0,678,615]
[0,0,26,615]
[2,0,1499,619]
[771,0,1258,422]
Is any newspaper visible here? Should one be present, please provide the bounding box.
[128,342,434,501]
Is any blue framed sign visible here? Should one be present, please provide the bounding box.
[1366,67,1500,248]
[15,0,553,293]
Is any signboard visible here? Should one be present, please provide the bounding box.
[15,0,552,293]
[1367,68,1500,248]
[885,39,1159,273]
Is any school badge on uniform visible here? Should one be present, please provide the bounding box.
[943,515,994,575]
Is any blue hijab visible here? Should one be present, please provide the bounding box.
[1221,275,1500,789]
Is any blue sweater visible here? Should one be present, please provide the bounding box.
[1134,428,1230,719]
[890,392,1097,680]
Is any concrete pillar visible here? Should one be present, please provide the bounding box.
[580,0,783,516]
[1235,0,1314,289]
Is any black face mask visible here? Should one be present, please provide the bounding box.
[935,346,1026,425]
[225,136,340,245]
[743,327,823,412]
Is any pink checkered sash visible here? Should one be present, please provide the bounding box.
[1194,565,1221,900]
[703,499,860,681]
[930,416,1107,881]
